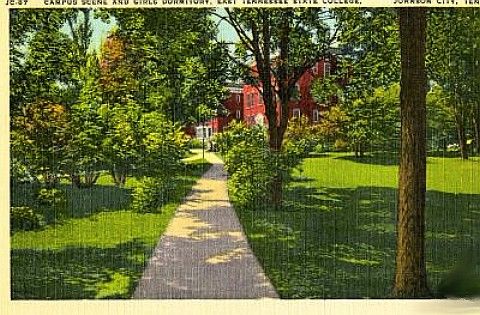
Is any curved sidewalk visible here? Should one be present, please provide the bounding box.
[133,152,278,299]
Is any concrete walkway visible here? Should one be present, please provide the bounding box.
[133,151,278,299]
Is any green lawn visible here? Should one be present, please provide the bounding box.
[235,153,480,298]
[10,158,211,299]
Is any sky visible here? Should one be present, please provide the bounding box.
[90,17,116,52]
[60,15,116,52]
[84,9,239,52]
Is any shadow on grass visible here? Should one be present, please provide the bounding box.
[11,161,212,222]
[335,151,478,167]
[10,161,212,300]
[11,238,151,299]
[236,179,480,298]
[335,152,399,166]
[11,183,132,220]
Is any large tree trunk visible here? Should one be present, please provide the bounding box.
[393,8,431,298]
[268,126,286,208]
[454,102,468,160]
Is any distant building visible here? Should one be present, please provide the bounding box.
[197,56,338,140]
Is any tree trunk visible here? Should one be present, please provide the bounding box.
[472,107,480,155]
[454,106,468,160]
[43,171,58,189]
[268,127,284,208]
[71,172,100,188]
[393,8,431,298]
[359,142,365,157]
[110,165,127,187]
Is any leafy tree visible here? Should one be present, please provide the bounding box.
[428,9,480,159]
[344,84,400,156]
[65,54,104,188]
[99,97,141,187]
[102,9,230,123]
[214,121,274,209]
[137,111,188,178]
[11,100,69,188]
[283,116,323,164]
[217,8,339,206]
[312,79,399,156]
[334,8,399,99]
[10,9,69,113]
[426,84,456,153]
[96,33,143,186]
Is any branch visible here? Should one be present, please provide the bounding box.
[223,9,256,53]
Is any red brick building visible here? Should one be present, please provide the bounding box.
[196,57,336,139]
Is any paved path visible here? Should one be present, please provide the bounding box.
[133,151,278,299]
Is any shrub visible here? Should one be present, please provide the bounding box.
[10,158,37,184]
[334,139,349,152]
[215,122,276,209]
[10,206,44,232]
[11,100,69,188]
[35,188,67,221]
[189,138,204,149]
[36,188,66,207]
[215,119,321,209]
[131,177,177,213]
[225,143,275,209]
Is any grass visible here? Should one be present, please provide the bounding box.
[10,158,211,299]
[234,152,480,298]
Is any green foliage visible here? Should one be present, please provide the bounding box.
[188,138,204,149]
[216,120,321,208]
[313,84,400,155]
[10,206,44,233]
[283,116,323,166]
[36,188,67,207]
[10,9,76,111]
[11,100,70,187]
[104,9,230,123]
[10,158,36,184]
[427,9,480,158]
[334,8,399,97]
[131,177,177,214]
[215,122,274,209]
[137,111,188,177]
[35,188,67,223]
[65,54,104,187]
[333,139,349,152]
[427,84,457,152]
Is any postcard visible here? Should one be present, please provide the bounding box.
[2,1,480,314]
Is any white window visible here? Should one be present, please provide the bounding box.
[324,62,331,77]
[236,110,241,120]
[293,108,301,119]
[312,109,320,123]
[312,65,318,75]
[236,94,241,104]
[195,126,212,140]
